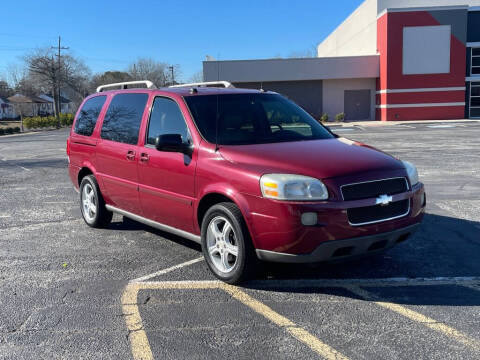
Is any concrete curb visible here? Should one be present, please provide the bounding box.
[0,127,70,138]
[326,119,480,127]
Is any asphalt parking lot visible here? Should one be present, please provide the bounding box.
[1,121,479,359]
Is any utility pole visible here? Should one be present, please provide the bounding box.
[169,65,175,86]
[51,36,69,126]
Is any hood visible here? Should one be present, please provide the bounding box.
[219,138,404,179]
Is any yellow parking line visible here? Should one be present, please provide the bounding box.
[122,283,153,360]
[135,280,221,290]
[121,281,222,360]
[223,284,349,360]
[122,281,349,360]
[348,286,480,351]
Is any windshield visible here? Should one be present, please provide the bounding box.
[184,93,334,145]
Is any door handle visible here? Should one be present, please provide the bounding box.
[140,153,149,163]
[126,150,136,161]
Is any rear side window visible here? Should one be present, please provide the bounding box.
[74,96,106,136]
[146,97,190,145]
[101,93,148,145]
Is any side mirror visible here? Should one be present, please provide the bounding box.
[155,134,193,155]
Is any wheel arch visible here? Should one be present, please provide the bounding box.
[77,161,99,187]
[196,189,257,248]
[77,167,94,186]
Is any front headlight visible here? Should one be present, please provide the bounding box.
[260,174,328,201]
[402,161,419,186]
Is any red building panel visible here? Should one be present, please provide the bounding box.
[382,106,464,121]
[376,10,467,121]
[385,90,465,104]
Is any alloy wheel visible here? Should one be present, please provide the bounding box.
[206,216,239,273]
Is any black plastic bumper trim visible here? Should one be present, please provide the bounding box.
[255,223,421,264]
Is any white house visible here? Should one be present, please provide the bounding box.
[0,97,15,119]
[38,94,72,114]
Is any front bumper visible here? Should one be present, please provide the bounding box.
[255,223,420,263]
[244,175,425,254]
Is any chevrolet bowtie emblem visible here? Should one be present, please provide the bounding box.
[376,194,393,206]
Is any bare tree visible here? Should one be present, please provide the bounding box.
[287,44,318,58]
[90,71,132,93]
[0,80,14,98]
[5,63,37,95]
[128,58,170,87]
[24,48,90,123]
[60,54,91,102]
[188,70,204,83]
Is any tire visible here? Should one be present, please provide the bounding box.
[201,202,257,284]
[79,175,113,228]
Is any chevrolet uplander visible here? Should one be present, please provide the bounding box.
[67,80,425,284]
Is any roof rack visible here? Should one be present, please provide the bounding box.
[169,81,235,89]
[96,80,156,93]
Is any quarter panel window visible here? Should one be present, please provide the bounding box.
[147,97,189,145]
[74,96,106,136]
[101,93,148,145]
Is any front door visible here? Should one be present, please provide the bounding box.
[95,93,149,215]
[344,89,371,121]
[138,96,196,233]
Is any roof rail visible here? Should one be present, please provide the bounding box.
[169,81,235,89]
[96,80,156,93]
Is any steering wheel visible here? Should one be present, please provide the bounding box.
[272,129,301,139]
[270,123,283,131]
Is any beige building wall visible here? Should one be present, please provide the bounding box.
[322,78,377,121]
[317,0,377,57]
[317,0,480,58]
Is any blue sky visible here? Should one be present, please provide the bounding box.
[0,0,363,82]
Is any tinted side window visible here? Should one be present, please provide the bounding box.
[101,93,148,145]
[74,96,106,136]
[147,97,189,145]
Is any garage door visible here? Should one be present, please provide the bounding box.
[344,89,371,121]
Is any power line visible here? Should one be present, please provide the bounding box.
[51,36,69,122]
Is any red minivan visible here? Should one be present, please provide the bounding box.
[67,81,425,284]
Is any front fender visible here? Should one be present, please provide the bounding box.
[195,184,258,247]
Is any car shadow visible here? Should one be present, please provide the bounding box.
[0,158,67,169]
[109,216,202,252]
[254,213,480,280]
[243,213,480,306]
[110,212,480,306]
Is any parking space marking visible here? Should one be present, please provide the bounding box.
[123,265,480,360]
[427,125,456,128]
[123,280,349,360]
[122,283,154,360]
[130,257,204,283]
[223,284,349,360]
[348,286,480,351]
[0,158,30,171]
[395,125,416,128]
